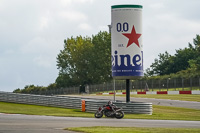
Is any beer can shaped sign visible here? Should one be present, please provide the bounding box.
[111,5,143,79]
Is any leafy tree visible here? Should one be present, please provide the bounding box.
[90,32,112,83]
[172,47,197,73]
[56,36,92,87]
[56,31,112,88]
[190,34,200,71]
[13,88,21,93]
[174,35,200,77]
[148,51,171,76]
[189,34,200,51]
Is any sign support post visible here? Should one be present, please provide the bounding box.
[126,79,130,102]
[114,79,116,102]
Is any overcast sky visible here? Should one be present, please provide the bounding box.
[0,0,200,92]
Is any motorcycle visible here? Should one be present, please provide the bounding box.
[94,104,124,119]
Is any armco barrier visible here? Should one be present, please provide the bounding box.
[0,92,152,114]
[0,91,81,109]
[83,100,152,114]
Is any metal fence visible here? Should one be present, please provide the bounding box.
[17,77,200,95]
[28,87,80,95]
[88,77,200,93]
[0,92,152,114]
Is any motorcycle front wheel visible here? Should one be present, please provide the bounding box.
[94,111,103,118]
[115,111,124,119]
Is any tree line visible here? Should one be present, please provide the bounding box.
[145,34,200,80]
[13,33,200,93]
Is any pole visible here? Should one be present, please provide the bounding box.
[114,79,116,102]
[126,79,130,103]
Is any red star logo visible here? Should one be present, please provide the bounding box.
[122,25,142,48]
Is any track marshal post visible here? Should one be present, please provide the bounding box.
[82,100,85,112]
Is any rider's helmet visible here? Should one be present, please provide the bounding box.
[108,101,112,105]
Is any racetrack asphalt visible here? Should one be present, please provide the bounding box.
[1,95,200,133]
[0,113,200,133]
[67,95,200,110]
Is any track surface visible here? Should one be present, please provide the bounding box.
[68,95,200,109]
[1,95,200,133]
[0,113,200,133]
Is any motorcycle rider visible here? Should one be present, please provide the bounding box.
[106,101,115,112]
[94,100,124,119]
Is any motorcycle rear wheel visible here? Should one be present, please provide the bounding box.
[94,111,103,118]
[115,111,124,119]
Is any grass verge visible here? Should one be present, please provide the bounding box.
[131,94,200,102]
[66,126,200,133]
[125,105,200,121]
[98,94,200,102]
[0,102,200,121]
[100,87,200,93]
[0,102,93,117]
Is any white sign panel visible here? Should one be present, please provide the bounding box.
[111,5,143,79]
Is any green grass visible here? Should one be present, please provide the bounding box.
[0,102,93,117]
[98,94,200,102]
[130,94,200,102]
[66,126,200,133]
[125,105,200,121]
[97,87,200,93]
[0,102,200,121]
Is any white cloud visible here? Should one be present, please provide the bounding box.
[20,36,61,54]
[4,49,15,54]
[60,0,94,6]
[59,11,87,21]
[153,13,200,36]
[77,0,94,3]
[98,25,109,32]
[60,0,73,6]
[78,23,92,31]
[33,56,53,68]
[39,17,49,30]
[21,37,47,54]
[149,3,164,9]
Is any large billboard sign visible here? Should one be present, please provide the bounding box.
[111,5,143,79]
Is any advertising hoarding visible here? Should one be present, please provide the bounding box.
[111,5,143,79]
